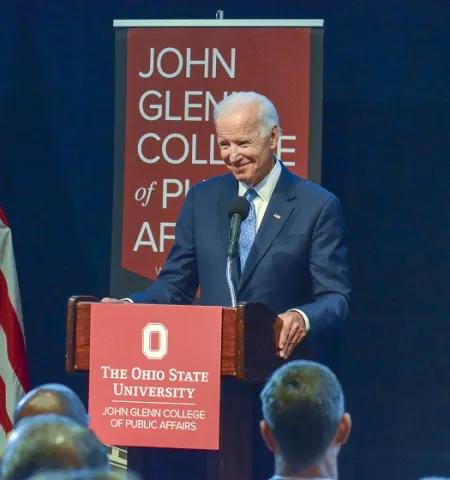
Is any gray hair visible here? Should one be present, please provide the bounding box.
[260,360,345,473]
[26,469,143,480]
[1,414,109,480]
[213,91,281,136]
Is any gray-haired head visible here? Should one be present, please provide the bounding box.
[213,92,281,137]
[260,360,349,474]
[26,469,143,480]
[419,477,450,480]
[13,383,89,427]
[1,414,109,480]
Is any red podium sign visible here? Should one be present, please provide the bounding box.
[88,303,222,450]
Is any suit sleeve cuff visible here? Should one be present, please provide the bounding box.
[288,309,310,333]
[121,298,134,303]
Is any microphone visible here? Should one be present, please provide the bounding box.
[227,196,250,259]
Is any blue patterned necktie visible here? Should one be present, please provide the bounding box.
[239,188,258,272]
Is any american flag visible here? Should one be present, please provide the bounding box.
[0,206,29,447]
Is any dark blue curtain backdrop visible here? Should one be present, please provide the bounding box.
[1,1,449,479]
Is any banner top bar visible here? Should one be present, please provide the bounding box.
[113,19,324,28]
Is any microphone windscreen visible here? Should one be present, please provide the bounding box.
[227,196,250,220]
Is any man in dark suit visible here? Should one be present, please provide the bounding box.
[103,91,350,360]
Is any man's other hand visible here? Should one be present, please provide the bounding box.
[278,311,307,359]
[100,297,127,303]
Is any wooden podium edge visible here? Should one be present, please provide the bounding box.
[235,304,246,380]
[65,295,98,373]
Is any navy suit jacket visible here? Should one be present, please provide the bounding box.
[130,164,350,340]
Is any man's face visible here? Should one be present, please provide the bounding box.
[216,107,278,187]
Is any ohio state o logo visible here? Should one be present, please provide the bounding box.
[142,323,168,359]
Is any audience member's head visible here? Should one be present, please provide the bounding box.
[1,414,109,480]
[26,469,142,480]
[13,384,89,427]
[260,360,351,480]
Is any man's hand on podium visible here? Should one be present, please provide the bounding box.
[100,297,132,303]
[277,311,307,359]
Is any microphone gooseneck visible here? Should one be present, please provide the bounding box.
[225,196,250,307]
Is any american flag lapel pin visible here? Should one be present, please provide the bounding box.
[273,214,281,220]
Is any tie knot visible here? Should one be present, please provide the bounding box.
[245,188,258,201]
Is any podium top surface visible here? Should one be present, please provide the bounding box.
[113,19,325,28]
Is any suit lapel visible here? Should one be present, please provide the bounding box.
[238,165,297,292]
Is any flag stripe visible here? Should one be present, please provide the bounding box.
[0,374,14,433]
[0,269,29,391]
[0,424,6,447]
[0,206,28,447]
[0,325,25,422]
[0,217,25,337]
[0,207,8,227]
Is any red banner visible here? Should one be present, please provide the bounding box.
[88,303,222,450]
[121,26,312,281]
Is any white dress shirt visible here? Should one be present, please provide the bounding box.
[238,158,310,333]
[238,157,282,231]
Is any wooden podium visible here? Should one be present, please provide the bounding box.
[65,296,286,480]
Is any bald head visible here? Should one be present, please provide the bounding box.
[14,384,88,427]
[1,414,108,480]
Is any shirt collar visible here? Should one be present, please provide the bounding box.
[238,156,282,202]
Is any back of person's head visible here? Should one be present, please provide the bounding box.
[1,414,108,480]
[26,469,142,480]
[260,360,351,474]
[13,383,89,427]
